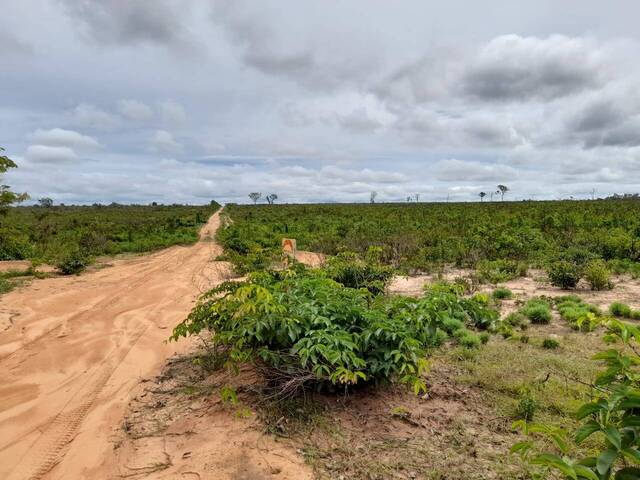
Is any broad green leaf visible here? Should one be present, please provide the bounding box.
[575,421,601,444]
[532,454,577,480]
[615,467,640,479]
[573,465,599,480]
[603,426,622,450]
[597,449,618,476]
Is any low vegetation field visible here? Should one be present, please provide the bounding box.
[158,200,640,479]
[218,200,640,277]
[0,202,218,284]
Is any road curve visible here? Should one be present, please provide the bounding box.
[0,210,232,479]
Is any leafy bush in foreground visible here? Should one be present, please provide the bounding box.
[512,319,640,479]
[171,266,497,396]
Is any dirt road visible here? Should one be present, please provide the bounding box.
[0,211,233,479]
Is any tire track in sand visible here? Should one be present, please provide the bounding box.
[0,210,228,479]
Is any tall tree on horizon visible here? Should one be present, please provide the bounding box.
[497,184,509,201]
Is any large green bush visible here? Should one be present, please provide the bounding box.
[547,260,582,289]
[584,259,613,291]
[171,266,497,396]
[323,247,393,295]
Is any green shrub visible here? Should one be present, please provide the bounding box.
[499,325,514,338]
[324,247,393,295]
[519,335,530,344]
[477,259,525,284]
[504,311,529,329]
[441,317,465,334]
[546,260,581,289]
[56,251,89,275]
[522,298,552,324]
[632,310,640,320]
[172,266,497,395]
[458,331,482,349]
[479,332,490,344]
[0,277,13,294]
[583,259,613,290]
[492,287,513,300]
[472,292,491,305]
[516,390,537,421]
[541,338,560,349]
[609,301,632,318]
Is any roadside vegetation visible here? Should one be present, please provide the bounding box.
[0,203,219,274]
[169,200,640,479]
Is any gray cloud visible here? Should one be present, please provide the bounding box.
[462,35,607,101]
[0,30,32,56]
[60,0,192,49]
[117,99,154,122]
[150,130,183,154]
[4,1,640,204]
[435,159,519,182]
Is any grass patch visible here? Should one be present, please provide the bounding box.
[609,301,632,318]
[492,286,513,300]
[521,297,552,324]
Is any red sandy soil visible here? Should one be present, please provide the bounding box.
[0,210,311,480]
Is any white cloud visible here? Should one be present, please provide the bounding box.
[32,128,101,149]
[25,145,79,163]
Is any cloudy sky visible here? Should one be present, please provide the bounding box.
[2,1,640,204]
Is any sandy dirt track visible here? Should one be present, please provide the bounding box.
[0,211,239,479]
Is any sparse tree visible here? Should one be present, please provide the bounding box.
[38,197,54,208]
[415,193,420,202]
[248,192,261,204]
[406,196,411,202]
[0,147,28,216]
[266,193,278,204]
[497,184,509,201]
[479,191,486,202]
[370,191,378,204]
